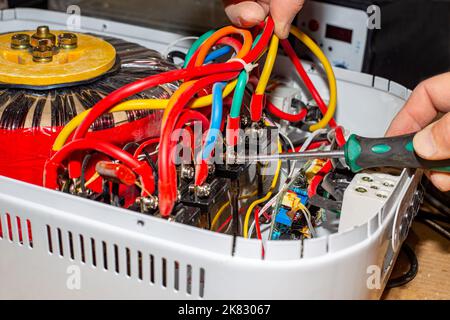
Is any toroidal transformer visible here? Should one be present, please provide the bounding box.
[0,26,178,186]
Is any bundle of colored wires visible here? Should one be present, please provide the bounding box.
[47,16,342,223]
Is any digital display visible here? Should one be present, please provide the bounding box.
[325,24,353,43]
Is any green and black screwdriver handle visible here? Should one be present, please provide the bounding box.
[241,133,450,173]
[344,133,450,173]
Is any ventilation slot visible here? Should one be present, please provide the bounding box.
[0,214,3,239]
[137,251,143,280]
[57,228,64,257]
[68,232,75,260]
[79,235,86,263]
[149,254,155,284]
[199,268,205,298]
[162,258,167,288]
[91,238,97,267]
[126,248,131,277]
[102,241,108,270]
[114,244,119,274]
[15,216,23,245]
[6,213,13,242]
[186,264,192,295]
[174,261,180,291]
[46,225,53,253]
[26,219,33,248]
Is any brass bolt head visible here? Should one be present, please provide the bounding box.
[31,25,56,48]
[11,33,31,50]
[58,33,78,49]
[32,45,54,63]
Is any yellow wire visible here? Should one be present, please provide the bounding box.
[210,191,258,231]
[161,81,196,123]
[52,80,238,151]
[290,26,337,132]
[243,137,282,239]
[255,35,279,95]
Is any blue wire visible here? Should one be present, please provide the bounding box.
[204,46,231,63]
[203,82,225,160]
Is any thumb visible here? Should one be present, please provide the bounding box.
[270,0,305,39]
[223,1,268,28]
[413,112,450,160]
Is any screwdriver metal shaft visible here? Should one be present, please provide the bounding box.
[238,150,345,162]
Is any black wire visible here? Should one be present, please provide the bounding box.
[122,142,140,154]
[142,150,158,194]
[80,153,92,195]
[386,244,419,289]
[167,50,187,63]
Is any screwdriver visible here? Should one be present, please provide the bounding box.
[238,133,450,173]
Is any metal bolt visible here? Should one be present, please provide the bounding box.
[208,164,215,175]
[137,195,159,211]
[58,33,78,49]
[355,187,368,193]
[189,184,211,198]
[180,165,195,180]
[240,115,250,127]
[11,33,30,50]
[31,25,56,48]
[32,44,54,63]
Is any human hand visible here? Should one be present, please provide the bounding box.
[222,0,305,39]
[386,72,450,191]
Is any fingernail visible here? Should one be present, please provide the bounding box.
[414,125,436,158]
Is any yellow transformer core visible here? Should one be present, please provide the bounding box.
[0,29,117,87]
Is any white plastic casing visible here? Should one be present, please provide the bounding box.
[297,1,369,71]
[0,9,419,300]
[339,172,401,233]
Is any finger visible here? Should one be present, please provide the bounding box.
[271,0,305,38]
[413,112,450,160]
[223,0,269,28]
[426,171,450,192]
[386,72,450,136]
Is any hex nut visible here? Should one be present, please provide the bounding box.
[58,33,78,49]
[11,34,31,50]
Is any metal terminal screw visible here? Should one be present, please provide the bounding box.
[189,184,211,198]
[32,44,54,63]
[180,165,195,180]
[11,33,31,50]
[383,181,395,188]
[355,187,368,193]
[31,26,56,48]
[240,115,250,128]
[361,176,374,182]
[376,193,388,199]
[136,196,159,212]
[58,33,78,49]
[208,164,215,175]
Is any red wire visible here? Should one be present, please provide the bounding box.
[335,126,346,147]
[44,139,155,195]
[133,137,160,158]
[158,72,239,217]
[308,160,333,198]
[280,39,337,128]
[267,101,307,122]
[72,19,274,143]
[216,216,233,233]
